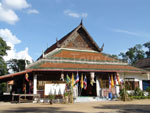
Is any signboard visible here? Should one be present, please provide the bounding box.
[44,83,66,96]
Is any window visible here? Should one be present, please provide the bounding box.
[125,78,139,90]
[142,80,150,91]
[101,80,109,88]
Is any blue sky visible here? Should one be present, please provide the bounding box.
[0,0,150,61]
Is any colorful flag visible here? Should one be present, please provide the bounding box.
[66,74,70,84]
[80,74,84,89]
[111,75,114,88]
[109,76,111,89]
[117,73,120,85]
[83,76,87,90]
[71,73,75,87]
[75,73,79,84]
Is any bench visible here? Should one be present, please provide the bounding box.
[12,94,40,103]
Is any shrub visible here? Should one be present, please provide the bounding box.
[49,95,55,100]
[146,87,150,96]
[133,87,144,96]
[48,94,55,104]
[131,95,150,99]
[120,88,129,101]
[64,92,69,97]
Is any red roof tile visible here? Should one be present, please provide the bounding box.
[39,62,144,73]
[52,49,118,62]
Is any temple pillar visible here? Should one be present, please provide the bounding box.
[116,73,120,97]
[33,74,37,94]
[139,80,143,90]
[116,85,120,97]
[96,76,101,97]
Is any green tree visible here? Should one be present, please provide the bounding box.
[103,53,119,59]
[0,83,7,94]
[119,44,145,65]
[0,37,10,95]
[143,41,150,58]
[119,52,128,63]
[0,37,10,76]
[7,59,30,72]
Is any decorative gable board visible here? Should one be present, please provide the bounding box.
[61,27,100,51]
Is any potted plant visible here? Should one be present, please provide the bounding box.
[48,94,55,104]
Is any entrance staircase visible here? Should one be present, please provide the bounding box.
[74,97,109,102]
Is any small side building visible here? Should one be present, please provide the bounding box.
[134,58,150,91]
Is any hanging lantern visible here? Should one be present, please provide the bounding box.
[90,72,95,86]
[60,73,64,81]
[25,73,29,82]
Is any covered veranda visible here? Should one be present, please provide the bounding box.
[1,67,148,103]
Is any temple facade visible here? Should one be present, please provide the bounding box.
[0,22,149,101]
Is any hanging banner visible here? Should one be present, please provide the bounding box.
[44,83,66,96]
[80,74,84,89]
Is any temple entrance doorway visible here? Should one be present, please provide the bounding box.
[79,74,97,96]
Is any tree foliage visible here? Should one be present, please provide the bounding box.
[0,57,8,75]
[103,53,119,59]
[0,37,10,76]
[0,82,7,94]
[143,41,150,58]
[119,42,150,65]
[7,59,30,73]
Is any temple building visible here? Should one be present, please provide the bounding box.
[134,58,150,71]
[0,22,150,101]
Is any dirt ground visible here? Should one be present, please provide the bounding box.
[0,99,150,113]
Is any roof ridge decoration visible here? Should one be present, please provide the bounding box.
[59,48,99,53]
[80,18,83,26]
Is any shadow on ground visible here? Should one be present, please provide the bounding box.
[2,107,83,113]
[94,104,150,113]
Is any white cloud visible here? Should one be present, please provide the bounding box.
[0,3,19,24]
[15,47,33,62]
[0,28,33,63]
[111,28,139,36]
[64,10,88,18]
[2,0,30,10]
[0,29,21,44]
[27,9,39,14]
[111,28,150,38]
[0,0,38,24]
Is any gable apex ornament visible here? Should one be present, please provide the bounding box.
[80,18,83,26]
[99,43,104,52]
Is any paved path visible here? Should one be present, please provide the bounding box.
[0,99,150,113]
